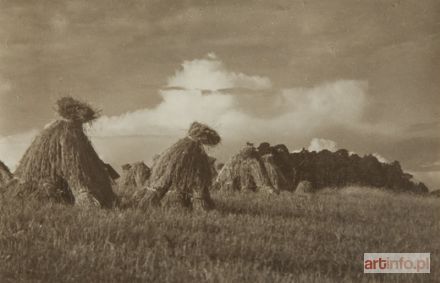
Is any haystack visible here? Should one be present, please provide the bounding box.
[295,180,314,194]
[0,160,13,188]
[11,96,117,207]
[215,145,278,194]
[208,156,219,180]
[139,122,220,210]
[261,154,290,192]
[104,163,120,181]
[216,162,224,172]
[120,161,151,189]
[256,142,295,191]
[151,154,161,168]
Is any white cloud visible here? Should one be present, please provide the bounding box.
[300,139,390,165]
[167,53,272,91]
[277,80,367,131]
[90,89,237,138]
[0,129,38,171]
[1,54,371,169]
[372,153,388,163]
[308,138,338,152]
[90,79,368,146]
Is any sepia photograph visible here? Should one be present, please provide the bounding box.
[0,0,439,282]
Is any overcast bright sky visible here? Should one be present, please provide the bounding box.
[0,0,439,189]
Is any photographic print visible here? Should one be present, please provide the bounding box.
[0,0,439,282]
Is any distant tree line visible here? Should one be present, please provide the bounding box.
[257,142,429,194]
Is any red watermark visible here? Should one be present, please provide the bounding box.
[364,253,430,273]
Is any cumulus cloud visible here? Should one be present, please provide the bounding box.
[91,89,237,138]
[306,139,389,164]
[166,53,272,91]
[0,129,38,170]
[308,138,338,152]
[372,153,388,163]
[91,79,368,142]
[1,54,372,168]
[85,54,370,166]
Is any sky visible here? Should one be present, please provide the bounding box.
[0,0,439,189]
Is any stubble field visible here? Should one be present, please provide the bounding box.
[0,188,438,282]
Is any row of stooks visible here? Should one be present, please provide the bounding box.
[0,97,435,210]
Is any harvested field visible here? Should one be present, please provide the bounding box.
[0,189,438,282]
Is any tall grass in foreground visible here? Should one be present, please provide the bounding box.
[0,188,439,282]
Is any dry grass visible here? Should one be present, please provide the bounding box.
[56,96,100,123]
[145,137,213,207]
[119,162,150,190]
[11,97,116,208]
[216,145,277,194]
[0,188,438,282]
[261,154,290,192]
[0,160,12,187]
[12,119,117,208]
[188,121,221,146]
[140,122,218,210]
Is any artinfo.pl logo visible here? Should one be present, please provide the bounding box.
[364,253,430,273]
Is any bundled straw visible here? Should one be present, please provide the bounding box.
[139,122,218,210]
[11,97,117,207]
[188,121,221,146]
[295,180,314,194]
[56,96,100,123]
[215,145,278,194]
[120,162,151,189]
[0,160,13,188]
[104,163,120,181]
[261,154,290,192]
[208,156,219,180]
